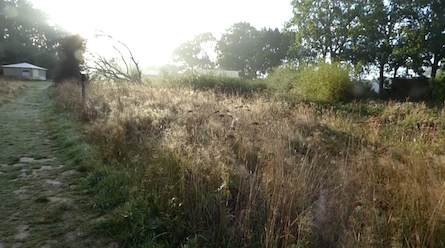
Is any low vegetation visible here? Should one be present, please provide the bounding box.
[266,62,356,102]
[0,79,28,107]
[52,78,445,247]
[429,71,445,104]
[155,72,267,96]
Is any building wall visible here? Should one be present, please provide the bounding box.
[2,68,46,80]
[32,69,39,79]
[38,70,46,80]
[3,68,22,77]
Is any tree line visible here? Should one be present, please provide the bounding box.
[172,23,293,79]
[0,0,62,78]
[1,0,443,88]
[0,0,87,82]
[173,0,444,91]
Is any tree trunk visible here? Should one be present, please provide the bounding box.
[394,66,398,78]
[379,62,385,96]
[431,54,440,78]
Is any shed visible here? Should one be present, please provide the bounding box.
[1,62,47,80]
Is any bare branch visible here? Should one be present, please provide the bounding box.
[88,30,142,84]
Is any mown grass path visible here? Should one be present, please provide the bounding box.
[0,82,113,248]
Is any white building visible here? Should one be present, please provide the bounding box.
[1,62,47,80]
[195,69,239,78]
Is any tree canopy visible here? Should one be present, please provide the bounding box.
[287,0,444,86]
[54,34,86,83]
[0,0,64,78]
[172,32,216,71]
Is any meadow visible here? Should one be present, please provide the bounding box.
[52,73,445,247]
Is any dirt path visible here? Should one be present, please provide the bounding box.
[0,82,114,248]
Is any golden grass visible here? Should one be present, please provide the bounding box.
[54,82,445,247]
[0,79,28,107]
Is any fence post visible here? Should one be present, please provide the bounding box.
[81,74,86,101]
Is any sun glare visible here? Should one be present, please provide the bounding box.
[30,0,292,66]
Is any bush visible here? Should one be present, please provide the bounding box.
[157,72,267,96]
[265,63,303,101]
[429,71,445,103]
[299,62,354,102]
[266,62,354,102]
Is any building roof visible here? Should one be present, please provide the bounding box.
[1,62,47,71]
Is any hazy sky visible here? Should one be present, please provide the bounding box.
[29,0,294,66]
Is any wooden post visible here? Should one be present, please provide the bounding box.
[81,74,87,101]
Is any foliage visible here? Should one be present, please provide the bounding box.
[54,34,86,83]
[158,72,267,95]
[266,62,354,102]
[217,22,290,79]
[299,62,354,102]
[429,71,445,103]
[216,22,260,79]
[0,0,64,78]
[256,28,293,75]
[172,32,216,70]
[288,0,360,62]
[402,0,445,78]
[287,0,443,94]
[265,63,302,100]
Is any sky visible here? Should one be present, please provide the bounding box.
[29,0,294,67]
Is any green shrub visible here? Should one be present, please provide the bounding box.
[266,62,354,102]
[299,62,354,102]
[429,71,445,103]
[157,72,267,95]
[265,63,303,101]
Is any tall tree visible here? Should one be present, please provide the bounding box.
[288,0,360,62]
[348,0,407,93]
[217,22,260,79]
[404,0,445,78]
[256,28,293,75]
[55,34,85,83]
[172,32,216,71]
[0,0,63,78]
[217,23,290,78]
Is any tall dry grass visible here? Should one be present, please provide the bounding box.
[53,81,445,247]
[0,79,28,107]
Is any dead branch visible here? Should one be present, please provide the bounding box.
[88,30,142,84]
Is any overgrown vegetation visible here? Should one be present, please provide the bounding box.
[0,79,28,107]
[156,72,267,96]
[266,62,357,102]
[53,80,445,248]
[429,71,445,104]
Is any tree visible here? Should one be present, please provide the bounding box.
[217,23,290,79]
[0,0,63,78]
[217,22,260,79]
[288,0,360,62]
[347,0,407,93]
[172,32,216,71]
[256,28,293,75]
[87,31,142,84]
[404,0,445,78]
[54,34,85,83]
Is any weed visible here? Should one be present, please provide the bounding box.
[35,195,50,203]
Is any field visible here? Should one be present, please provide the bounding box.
[53,80,445,248]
